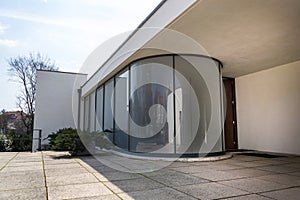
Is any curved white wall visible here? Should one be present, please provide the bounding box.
[236,60,300,155]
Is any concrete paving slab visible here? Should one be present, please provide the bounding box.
[1,165,43,172]
[44,162,82,169]
[172,165,212,174]
[257,165,300,173]
[257,174,300,187]
[6,161,42,168]
[77,158,107,167]
[0,173,44,190]
[44,159,77,165]
[223,194,272,200]
[0,187,46,200]
[46,172,99,186]
[193,169,248,181]
[0,170,44,178]
[68,194,121,200]
[281,163,300,169]
[48,182,113,200]
[119,187,197,200]
[230,160,286,168]
[142,168,177,177]
[272,157,300,163]
[220,178,289,193]
[104,177,164,193]
[205,163,244,171]
[288,171,300,177]
[0,152,18,156]
[175,182,249,199]
[93,171,142,181]
[45,167,88,177]
[84,165,121,173]
[145,170,209,187]
[1,151,300,199]
[224,168,276,177]
[260,187,300,200]
[231,155,267,162]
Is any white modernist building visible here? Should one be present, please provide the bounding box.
[33,0,300,156]
[32,70,87,151]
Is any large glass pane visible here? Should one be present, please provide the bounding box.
[89,91,96,132]
[83,95,89,132]
[114,68,129,150]
[174,55,223,154]
[103,79,114,142]
[129,56,174,153]
[95,86,104,131]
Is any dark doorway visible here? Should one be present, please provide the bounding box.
[223,78,238,150]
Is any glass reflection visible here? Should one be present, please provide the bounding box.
[103,79,114,142]
[129,57,174,153]
[95,86,103,131]
[115,68,129,150]
[87,54,223,156]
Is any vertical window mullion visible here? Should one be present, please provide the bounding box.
[173,55,176,154]
[128,65,131,151]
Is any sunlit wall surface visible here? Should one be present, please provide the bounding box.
[83,54,224,157]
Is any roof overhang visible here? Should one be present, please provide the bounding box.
[82,0,300,96]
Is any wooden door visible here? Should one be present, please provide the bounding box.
[223,78,238,150]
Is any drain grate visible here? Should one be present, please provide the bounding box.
[239,152,286,158]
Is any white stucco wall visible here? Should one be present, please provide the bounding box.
[236,60,300,155]
[32,71,87,151]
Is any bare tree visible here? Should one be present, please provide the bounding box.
[8,53,58,134]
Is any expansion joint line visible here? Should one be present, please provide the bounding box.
[0,152,19,172]
[41,151,49,200]
[74,158,122,200]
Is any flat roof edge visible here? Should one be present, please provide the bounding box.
[81,0,197,96]
[37,69,87,76]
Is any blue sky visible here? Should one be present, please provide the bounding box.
[0,0,161,111]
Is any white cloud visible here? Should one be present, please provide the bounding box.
[0,39,18,47]
[0,9,84,30]
[0,9,114,33]
[0,22,8,34]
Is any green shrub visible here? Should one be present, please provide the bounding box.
[8,133,32,151]
[46,128,79,151]
[0,133,12,152]
[46,128,115,156]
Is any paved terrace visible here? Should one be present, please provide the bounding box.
[0,151,300,200]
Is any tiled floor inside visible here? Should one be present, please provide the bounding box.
[0,151,300,199]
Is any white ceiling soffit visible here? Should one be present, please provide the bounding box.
[81,0,197,96]
[168,0,300,77]
[82,0,300,97]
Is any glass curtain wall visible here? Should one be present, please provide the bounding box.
[114,68,129,150]
[89,91,96,132]
[84,54,223,156]
[83,95,89,132]
[103,79,114,142]
[130,57,174,153]
[174,55,223,154]
[95,86,104,131]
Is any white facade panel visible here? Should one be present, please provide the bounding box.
[236,60,300,155]
[32,71,87,151]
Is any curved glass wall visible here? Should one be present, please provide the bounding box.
[129,57,174,153]
[87,54,224,157]
[95,86,103,132]
[115,68,129,150]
